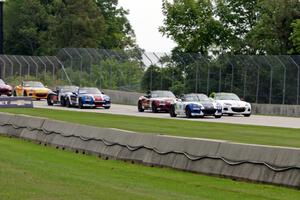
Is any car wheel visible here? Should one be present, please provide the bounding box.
[152,103,158,113]
[47,95,53,106]
[13,91,17,96]
[244,114,251,117]
[185,107,192,118]
[169,105,177,118]
[138,101,144,112]
[79,98,84,109]
[104,106,110,109]
[61,98,66,107]
[228,114,234,116]
[215,115,222,119]
[23,91,27,96]
[66,98,71,108]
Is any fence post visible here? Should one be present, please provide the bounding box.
[21,56,30,77]
[236,56,247,99]
[74,48,83,85]
[274,56,286,104]
[37,57,47,81]
[224,56,234,92]
[54,56,72,85]
[263,56,273,104]
[250,56,260,103]
[289,56,300,105]
[5,55,13,77]
[84,48,93,78]
[13,56,22,80]
[0,55,5,79]
[63,48,73,70]
[45,56,56,81]
[29,57,38,79]
[153,52,164,90]
[143,52,154,91]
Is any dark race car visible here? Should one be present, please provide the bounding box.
[138,90,176,113]
[65,87,111,109]
[47,85,79,106]
[0,79,12,96]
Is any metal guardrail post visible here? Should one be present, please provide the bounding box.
[83,48,93,78]
[102,49,113,89]
[153,52,164,90]
[225,56,234,92]
[54,56,72,85]
[74,48,83,85]
[37,56,47,81]
[236,55,248,99]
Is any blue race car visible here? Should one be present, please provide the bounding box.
[170,93,222,118]
[65,87,111,109]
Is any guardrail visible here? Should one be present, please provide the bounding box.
[1,112,300,188]
[0,97,33,108]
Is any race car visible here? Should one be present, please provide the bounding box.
[138,90,176,113]
[13,81,51,100]
[0,79,12,96]
[170,93,222,118]
[212,93,251,117]
[47,85,79,106]
[65,87,111,109]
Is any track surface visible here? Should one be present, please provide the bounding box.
[34,101,300,129]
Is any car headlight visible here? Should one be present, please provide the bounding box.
[104,96,110,101]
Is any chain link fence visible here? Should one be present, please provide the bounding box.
[0,48,299,105]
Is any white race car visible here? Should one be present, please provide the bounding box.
[213,93,251,117]
[170,93,223,118]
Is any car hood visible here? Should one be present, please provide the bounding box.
[151,97,175,102]
[216,100,249,107]
[183,101,216,108]
[0,84,12,90]
[24,87,50,92]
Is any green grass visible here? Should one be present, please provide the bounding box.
[2,108,300,148]
[0,135,299,200]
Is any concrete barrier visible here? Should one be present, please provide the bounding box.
[103,89,143,106]
[1,112,300,188]
[252,104,300,117]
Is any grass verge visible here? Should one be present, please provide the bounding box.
[1,108,300,148]
[0,135,299,200]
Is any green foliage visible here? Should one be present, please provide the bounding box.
[4,0,137,55]
[161,0,300,55]
[291,19,300,54]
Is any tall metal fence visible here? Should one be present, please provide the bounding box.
[0,48,299,105]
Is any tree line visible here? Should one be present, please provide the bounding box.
[4,0,137,55]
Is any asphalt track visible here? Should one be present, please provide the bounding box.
[34,101,300,129]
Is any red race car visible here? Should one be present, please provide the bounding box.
[0,79,12,96]
[138,90,176,113]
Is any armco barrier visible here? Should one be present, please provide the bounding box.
[1,112,300,188]
[102,89,300,117]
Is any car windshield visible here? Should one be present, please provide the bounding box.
[23,81,44,88]
[151,91,175,98]
[79,88,101,94]
[60,86,79,93]
[0,79,5,85]
[215,93,240,101]
[184,94,210,102]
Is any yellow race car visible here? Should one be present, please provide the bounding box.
[14,81,51,100]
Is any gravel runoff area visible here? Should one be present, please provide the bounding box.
[33,100,300,129]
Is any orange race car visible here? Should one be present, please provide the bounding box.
[14,81,51,100]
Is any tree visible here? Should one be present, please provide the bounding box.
[47,0,106,51]
[290,20,300,54]
[246,0,300,54]
[160,0,226,55]
[95,0,137,49]
[4,0,49,55]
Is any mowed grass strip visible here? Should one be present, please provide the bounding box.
[2,108,300,148]
[0,135,299,200]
